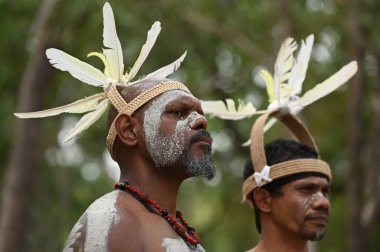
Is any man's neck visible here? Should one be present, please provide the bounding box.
[253,226,308,252]
[119,170,183,214]
[251,240,308,252]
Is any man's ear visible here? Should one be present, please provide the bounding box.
[253,188,272,213]
[115,114,138,146]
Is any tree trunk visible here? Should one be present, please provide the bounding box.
[361,52,380,233]
[347,0,367,251]
[277,0,294,38]
[0,0,61,251]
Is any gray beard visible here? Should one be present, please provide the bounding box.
[182,148,216,180]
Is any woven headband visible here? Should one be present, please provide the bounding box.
[106,81,191,159]
[242,109,332,203]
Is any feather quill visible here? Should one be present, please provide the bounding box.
[46,49,107,86]
[201,99,256,120]
[288,34,314,95]
[297,61,358,107]
[63,99,109,142]
[127,21,161,82]
[14,93,107,118]
[273,38,297,102]
[102,2,124,82]
[142,51,187,80]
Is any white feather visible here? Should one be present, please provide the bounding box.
[14,93,107,118]
[102,2,124,82]
[127,21,161,82]
[288,34,314,95]
[261,69,275,103]
[63,99,109,142]
[273,38,297,101]
[141,51,187,80]
[297,61,358,107]
[263,117,278,132]
[46,49,107,86]
[201,99,256,120]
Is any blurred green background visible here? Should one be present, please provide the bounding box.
[1,0,379,251]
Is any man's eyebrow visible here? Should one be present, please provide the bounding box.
[294,181,330,189]
[166,97,195,108]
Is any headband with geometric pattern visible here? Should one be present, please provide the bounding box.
[242,109,332,204]
[106,81,191,159]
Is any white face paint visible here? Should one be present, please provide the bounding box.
[303,191,324,210]
[161,238,206,252]
[143,90,202,168]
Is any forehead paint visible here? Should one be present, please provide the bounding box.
[303,191,324,210]
[161,238,206,252]
[84,191,120,251]
[143,90,196,167]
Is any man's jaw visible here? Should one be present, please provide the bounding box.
[182,131,216,180]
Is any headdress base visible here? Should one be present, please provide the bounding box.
[242,109,332,204]
[106,81,191,159]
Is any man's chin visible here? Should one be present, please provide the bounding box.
[183,154,216,180]
[302,228,326,241]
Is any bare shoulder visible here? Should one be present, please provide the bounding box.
[64,190,204,251]
[63,190,120,252]
[108,191,182,252]
[107,191,146,251]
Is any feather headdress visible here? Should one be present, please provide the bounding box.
[14,2,187,145]
[201,34,357,143]
[242,109,332,205]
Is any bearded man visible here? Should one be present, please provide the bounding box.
[14,2,215,251]
[63,78,215,251]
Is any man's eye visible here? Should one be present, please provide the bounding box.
[322,188,330,197]
[299,187,313,192]
[172,111,183,117]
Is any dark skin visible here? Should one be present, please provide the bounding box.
[248,176,330,252]
[67,78,210,251]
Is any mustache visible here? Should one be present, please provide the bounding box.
[189,130,213,145]
[305,210,329,221]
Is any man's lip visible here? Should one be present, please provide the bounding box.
[195,136,212,145]
[306,215,329,225]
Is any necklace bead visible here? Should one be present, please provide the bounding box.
[115,182,201,248]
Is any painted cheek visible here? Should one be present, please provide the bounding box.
[303,191,324,210]
[175,112,201,134]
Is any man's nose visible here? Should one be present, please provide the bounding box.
[190,113,208,130]
[311,192,330,211]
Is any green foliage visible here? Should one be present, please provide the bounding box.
[1,0,379,251]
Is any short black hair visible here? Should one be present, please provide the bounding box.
[243,139,326,233]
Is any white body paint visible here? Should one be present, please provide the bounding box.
[143,90,204,167]
[63,219,84,251]
[63,190,120,252]
[162,238,206,252]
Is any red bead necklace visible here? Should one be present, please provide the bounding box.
[115,182,201,248]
